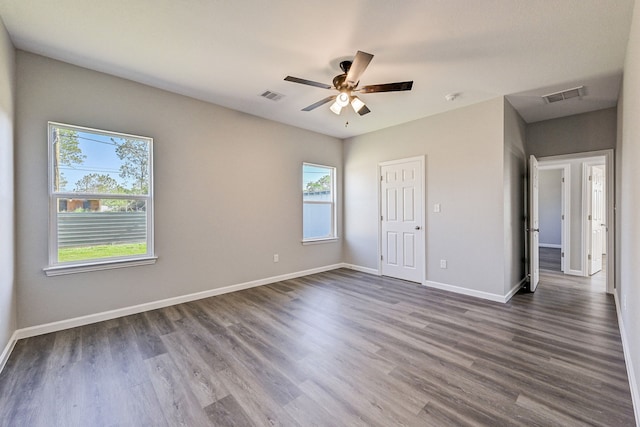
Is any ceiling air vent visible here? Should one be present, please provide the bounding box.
[542,86,585,104]
[260,90,285,101]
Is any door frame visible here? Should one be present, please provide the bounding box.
[377,155,426,282]
[538,163,570,273]
[538,149,614,294]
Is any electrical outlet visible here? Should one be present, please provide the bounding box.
[434,203,441,213]
[273,254,279,263]
[440,259,447,269]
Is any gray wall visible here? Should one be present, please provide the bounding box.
[15,51,343,328]
[503,99,527,294]
[539,169,562,247]
[618,0,640,416]
[0,18,16,359]
[344,97,512,298]
[527,107,617,158]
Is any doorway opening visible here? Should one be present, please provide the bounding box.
[538,164,570,274]
[535,150,613,294]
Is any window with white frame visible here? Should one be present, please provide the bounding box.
[46,122,155,274]
[302,163,336,241]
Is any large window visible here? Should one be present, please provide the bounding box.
[303,163,337,242]
[45,122,155,275]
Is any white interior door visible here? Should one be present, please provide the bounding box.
[380,158,424,283]
[589,166,604,275]
[529,155,540,292]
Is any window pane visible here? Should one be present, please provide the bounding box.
[52,125,150,195]
[57,198,147,262]
[303,202,332,239]
[303,164,332,201]
[302,163,336,241]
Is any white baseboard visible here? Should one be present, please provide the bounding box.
[14,263,345,340]
[505,277,527,302]
[614,292,640,426]
[423,280,517,303]
[342,264,380,276]
[0,330,18,375]
[539,243,562,249]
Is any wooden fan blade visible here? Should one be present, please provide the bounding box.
[284,76,332,89]
[346,51,374,86]
[358,105,371,116]
[359,81,413,93]
[302,96,336,111]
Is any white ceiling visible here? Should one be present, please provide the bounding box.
[0,0,634,138]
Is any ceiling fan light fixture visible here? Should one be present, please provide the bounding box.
[351,96,366,113]
[336,91,350,107]
[329,101,342,115]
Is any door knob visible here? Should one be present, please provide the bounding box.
[527,228,540,232]
[415,226,421,230]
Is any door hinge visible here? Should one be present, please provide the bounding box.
[380,175,383,181]
[380,255,383,261]
[562,214,564,220]
[588,214,592,220]
[381,215,383,221]
[562,177,565,183]
[561,252,565,258]
[589,175,592,181]
[588,254,592,260]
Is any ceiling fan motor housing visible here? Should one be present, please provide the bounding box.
[333,74,349,91]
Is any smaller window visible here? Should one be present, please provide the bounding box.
[303,163,337,242]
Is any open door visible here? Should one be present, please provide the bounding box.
[528,155,540,291]
[589,165,605,275]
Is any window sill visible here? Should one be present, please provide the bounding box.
[302,237,339,246]
[43,256,158,277]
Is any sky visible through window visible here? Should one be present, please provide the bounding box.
[302,164,330,192]
[55,127,149,194]
[60,132,122,189]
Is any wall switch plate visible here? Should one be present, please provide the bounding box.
[440,259,447,269]
[273,254,279,262]
[434,203,441,213]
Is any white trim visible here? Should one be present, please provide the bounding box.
[301,237,339,246]
[614,292,640,425]
[0,330,18,375]
[343,264,381,276]
[561,165,570,273]
[506,277,528,302]
[582,163,591,277]
[44,256,157,276]
[539,243,561,249]
[423,279,525,304]
[15,263,344,340]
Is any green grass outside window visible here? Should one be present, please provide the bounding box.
[58,243,147,262]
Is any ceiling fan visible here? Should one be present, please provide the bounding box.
[284,50,413,116]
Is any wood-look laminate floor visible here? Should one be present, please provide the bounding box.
[0,269,635,426]
[540,247,562,271]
